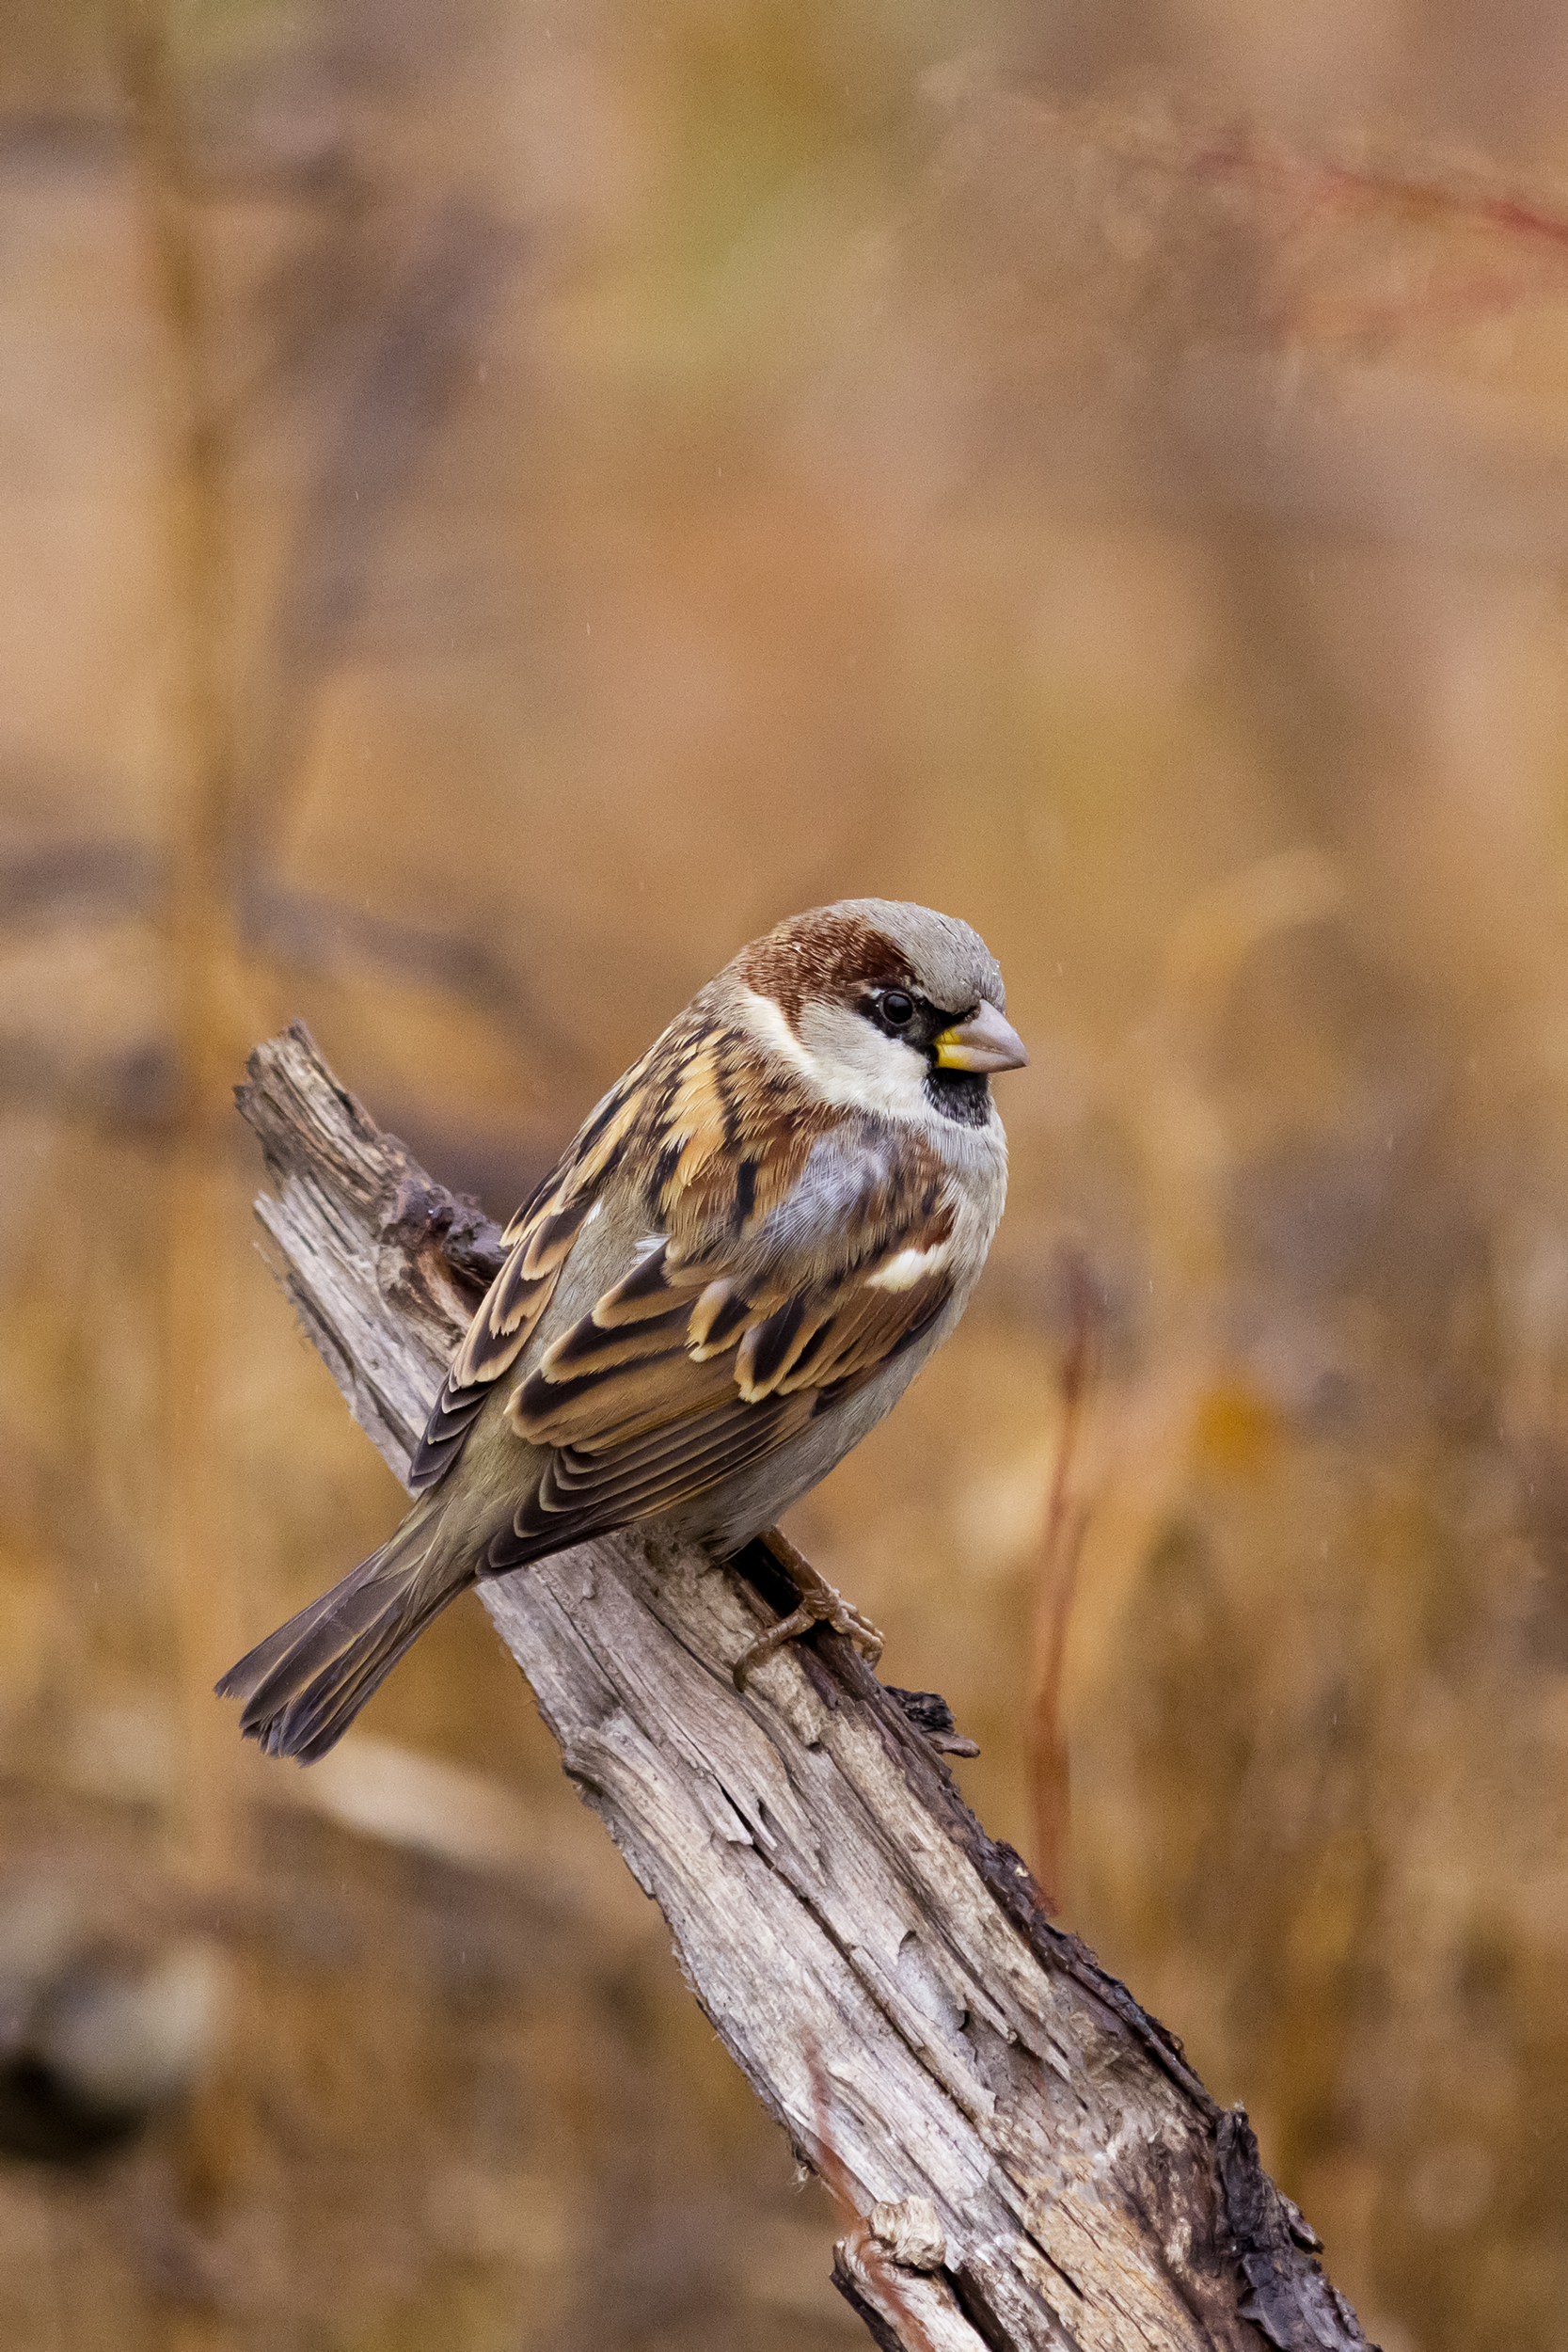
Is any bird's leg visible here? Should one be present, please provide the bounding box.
[731,1527,886,1691]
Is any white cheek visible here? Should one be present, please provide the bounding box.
[793,1000,931,1120]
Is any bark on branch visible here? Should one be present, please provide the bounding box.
[236,1022,1374,2352]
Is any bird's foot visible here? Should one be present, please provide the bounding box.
[732,1527,885,1691]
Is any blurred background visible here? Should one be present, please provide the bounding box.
[3,1,1568,2345]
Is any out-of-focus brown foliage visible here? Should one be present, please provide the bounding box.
[1023,1246,1098,1917]
[3,1,1568,2345]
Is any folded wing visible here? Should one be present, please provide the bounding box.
[406,1064,655,1489]
[410,1016,958,1572]
[482,1217,954,1569]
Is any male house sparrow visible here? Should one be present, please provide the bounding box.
[219,899,1027,1760]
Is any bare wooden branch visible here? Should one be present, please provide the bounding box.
[236,1022,1374,2352]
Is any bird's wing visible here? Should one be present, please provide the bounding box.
[483,1126,957,1568]
[406,1056,660,1490]
[409,1002,821,1490]
[410,1009,957,1547]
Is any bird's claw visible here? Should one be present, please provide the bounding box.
[732,1529,885,1691]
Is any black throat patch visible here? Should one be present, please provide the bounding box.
[924,1067,991,1127]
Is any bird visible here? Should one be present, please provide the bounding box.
[217,898,1028,1762]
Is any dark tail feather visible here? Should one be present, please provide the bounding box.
[215,1517,469,1763]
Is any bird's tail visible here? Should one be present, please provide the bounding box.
[214,1503,470,1764]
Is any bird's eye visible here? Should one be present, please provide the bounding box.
[880,991,915,1028]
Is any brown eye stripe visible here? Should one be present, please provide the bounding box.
[735,909,912,1027]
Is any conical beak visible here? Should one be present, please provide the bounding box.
[933,1000,1029,1074]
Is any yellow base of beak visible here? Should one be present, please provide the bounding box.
[933,1001,1029,1074]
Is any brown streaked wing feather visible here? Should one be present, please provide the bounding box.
[515,1330,738,1454]
[408,1209,582,1490]
[406,1055,668,1491]
[406,1007,784,1493]
[487,1220,954,1553]
[649,1020,832,1245]
[763,1270,954,1393]
[483,1390,816,1573]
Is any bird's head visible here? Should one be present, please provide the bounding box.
[726,898,1027,1133]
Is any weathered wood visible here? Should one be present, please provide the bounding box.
[236,1022,1374,2352]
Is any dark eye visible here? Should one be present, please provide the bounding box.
[880,990,915,1028]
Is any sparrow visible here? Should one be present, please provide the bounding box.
[218,899,1028,1761]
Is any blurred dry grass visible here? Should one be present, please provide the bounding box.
[3,0,1568,2345]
